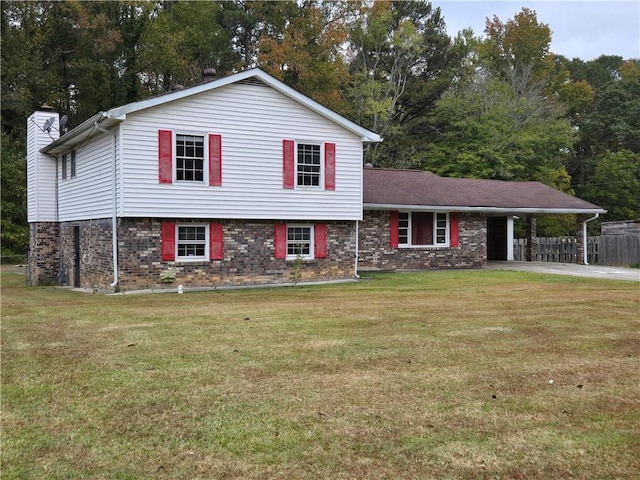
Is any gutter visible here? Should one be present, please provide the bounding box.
[363,204,607,215]
[95,115,119,288]
[583,213,600,265]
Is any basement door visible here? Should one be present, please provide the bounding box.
[487,216,508,261]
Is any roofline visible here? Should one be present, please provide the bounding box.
[41,69,379,154]
[107,68,380,142]
[40,111,107,155]
[363,203,607,215]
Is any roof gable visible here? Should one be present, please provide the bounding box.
[43,69,379,155]
[363,168,605,214]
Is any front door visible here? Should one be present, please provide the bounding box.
[487,216,507,261]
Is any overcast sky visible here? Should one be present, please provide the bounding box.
[431,0,640,61]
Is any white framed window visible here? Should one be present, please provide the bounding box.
[287,225,314,260]
[176,134,205,182]
[177,224,209,260]
[61,154,67,180]
[399,212,449,247]
[296,143,321,188]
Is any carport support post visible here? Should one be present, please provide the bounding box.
[575,214,586,264]
[525,216,536,261]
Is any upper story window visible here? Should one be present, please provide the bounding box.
[399,212,449,247]
[70,150,76,178]
[61,154,67,180]
[61,150,77,180]
[176,134,204,182]
[283,140,335,191]
[297,144,321,187]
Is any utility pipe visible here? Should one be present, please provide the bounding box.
[96,118,119,288]
[583,213,599,265]
[354,220,360,279]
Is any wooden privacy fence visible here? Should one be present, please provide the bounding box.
[514,235,640,266]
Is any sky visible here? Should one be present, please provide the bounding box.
[431,0,640,61]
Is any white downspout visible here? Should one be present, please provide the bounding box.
[96,119,118,288]
[583,213,599,265]
[354,220,360,279]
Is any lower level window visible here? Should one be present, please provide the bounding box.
[177,225,207,260]
[287,225,313,259]
[399,212,449,246]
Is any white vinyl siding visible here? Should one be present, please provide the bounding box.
[27,111,59,222]
[119,82,363,221]
[57,132,114,221]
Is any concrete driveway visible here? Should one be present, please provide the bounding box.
[486,261,640,282]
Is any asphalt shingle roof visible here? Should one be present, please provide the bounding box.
[363,168,604,213]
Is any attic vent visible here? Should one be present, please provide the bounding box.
[237,77,269,87]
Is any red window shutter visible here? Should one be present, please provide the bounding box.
[158,130,173,184]
[161,222,176,261]
[283,139,295,189]
[390,210,399,248]
[274,223,287,259]
[209,134,222,186]
[450,212,459,247]
[315,223,327,258]
[210,222,224,260]
[324,142,336,190]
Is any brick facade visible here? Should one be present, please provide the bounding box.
[118,218,356,291]
[28,222,60,285]
[32,218,357,291]
[358,210,487,270]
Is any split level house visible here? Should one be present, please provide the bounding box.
[27,68,605,291]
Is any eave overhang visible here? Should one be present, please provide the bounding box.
[363,203,607,215]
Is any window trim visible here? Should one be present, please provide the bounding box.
[174,132,206,184]
[398,211,450,248]
[295,141,323,190]
[176,223,209,262]
[286,224,315,260]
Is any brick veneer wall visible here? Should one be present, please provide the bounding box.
[28,222,60,285]
[358,210,487,270]
[58,219,114,289]
[117,218,356,291]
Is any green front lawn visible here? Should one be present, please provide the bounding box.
[2,271,639,479]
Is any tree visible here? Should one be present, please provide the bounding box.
[582,150,640,222]
[1,135,28,256]
[421,70,576,183]
[479,7,554,87]
[256,0,353,115]
[346,0,459,165]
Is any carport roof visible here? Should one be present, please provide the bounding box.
[363,168,606,215]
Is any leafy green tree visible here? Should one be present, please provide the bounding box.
[346,0,461,165]
[1,135,28,257]
[422,71,576,183]
[582,150,640,222]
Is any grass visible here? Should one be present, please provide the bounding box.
[1,270,639,479]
